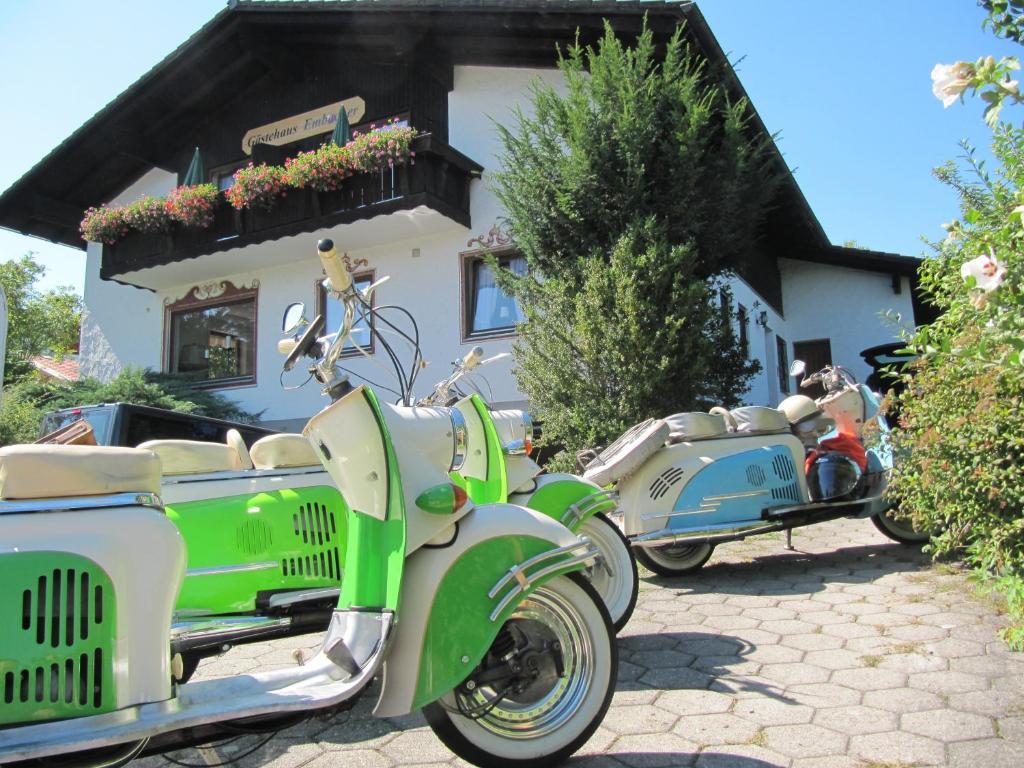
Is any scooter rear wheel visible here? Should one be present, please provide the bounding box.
[423,572,615,768]
[579,513,638,631]
[635,542,714,577]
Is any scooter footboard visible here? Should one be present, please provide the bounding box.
[373,504,595,717]
[508,473,617,532]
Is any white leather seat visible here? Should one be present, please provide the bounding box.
[582,419,670,487]
[730,406,790,435]
[665,412,728,443]
[250,434,320,470]
[0,444,161,499]
[137,439,245,476]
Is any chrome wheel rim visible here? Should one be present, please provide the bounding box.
[454,585,594,739]
[879,510,929,541]
[646,543,710,569]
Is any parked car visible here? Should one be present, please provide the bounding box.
[40,402,275,447]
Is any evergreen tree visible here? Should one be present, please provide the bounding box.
[492,21,779,466]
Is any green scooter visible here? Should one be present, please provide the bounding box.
[0,238,617,768]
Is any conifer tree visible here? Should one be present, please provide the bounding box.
[492,21,779,466]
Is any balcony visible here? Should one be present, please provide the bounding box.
[100,134,483,288]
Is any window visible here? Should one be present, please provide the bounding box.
[165,282,257,387]
[209,160,246,192]
[776,335,790,395]
[737,304,749,358]
[317,272,375,357]
[461,251,527,340]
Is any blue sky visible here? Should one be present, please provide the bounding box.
[0,0,1018,294]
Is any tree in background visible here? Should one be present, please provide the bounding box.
[0,254,82,382]
[492,22,776,467]
[892,0,1024,648]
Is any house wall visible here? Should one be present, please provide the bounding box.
[779,258,916,385]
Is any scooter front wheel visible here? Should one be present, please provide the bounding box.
[579,513,639,631]
[871,508,930,545]
[423,572,615,768]
[635,541,714,577]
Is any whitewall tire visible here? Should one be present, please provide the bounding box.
[423,573,616,768]
[579,513,638,631]
[635,541,715,577]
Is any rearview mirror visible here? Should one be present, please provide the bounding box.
[789,360,806,378]
[282,303,306,334]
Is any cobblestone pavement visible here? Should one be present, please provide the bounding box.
[141,517,1024,768]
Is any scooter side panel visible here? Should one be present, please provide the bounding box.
[509,473,615,532]
[667,446,805,530]
[373,504,584,717]
[168,485,347,616]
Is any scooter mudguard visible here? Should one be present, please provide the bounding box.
[373,503,595,717]
[167,485,348,615]
[508,473,617,533]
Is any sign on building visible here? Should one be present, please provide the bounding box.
[241,97,366,155]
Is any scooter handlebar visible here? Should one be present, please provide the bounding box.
[318,238,352,294]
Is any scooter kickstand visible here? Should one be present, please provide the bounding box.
[784,529,794,551]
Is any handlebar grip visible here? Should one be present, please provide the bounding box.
[463,346,485,370]
[317,239,352,293]
[277,338,298,356]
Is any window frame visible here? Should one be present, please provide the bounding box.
[776,334,790,395]
[163,281,259,390]
[316,270,376,359]
[460,246,526,342]
[737,304,749,359]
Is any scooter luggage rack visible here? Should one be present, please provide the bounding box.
[559,489,619,529]
[0,610,393,764]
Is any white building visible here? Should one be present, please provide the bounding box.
[0,1,924,431]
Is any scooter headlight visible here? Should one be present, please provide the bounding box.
[449,407,469,472]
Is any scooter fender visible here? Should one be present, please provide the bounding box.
[509,473,618,533]
[373,502,595,717]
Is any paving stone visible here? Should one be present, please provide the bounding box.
[861,687,946,714]
[674,712,760,746]
[780,633,845,652]
[759,663,831,686]
[639,666,713,691]
[800,649,863,671]
[694,744,792,767]
[631,650,698,669]
[876,650,948,674]
[604,704,680,735]
[733,698,814,726]
[382,730,455,764]
[656,689,734,717]
[997,715,1024,742]
[908,670,989,695]
[902,707,996,741]
[947,688,1024,717]
[758,619,819,636]
[947,737,1024,767]
[784,682,862,708]
[821,622,880,640]
[849,730,946,765]
[949,654,1024,678]
[611,733,700,767]
[302,748,387,768]
[812,704,896,735]
[830,667,907,691]
[762,723,847,758]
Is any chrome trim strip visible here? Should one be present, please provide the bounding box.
[0,492,163,516]
[488,545,600,622]
[559,489,619,527]
[630,521,779,548]
[449,407,468,472]
[0,609,393,764]
[185,561,279,577]
[267,587,341,609]
[487,539,595,599]
[171,616,291,641]
[765,497,877,518]
[162,466,328,485]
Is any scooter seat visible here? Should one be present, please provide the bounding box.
[731,406,789,435]
[251,434,320,469]
[137,439,247,476]
[665,412,728,443]
[0,444,161,499]
[582,418,670,486]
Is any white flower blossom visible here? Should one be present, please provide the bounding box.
[932,62,975,107]
[961,252,1007,308]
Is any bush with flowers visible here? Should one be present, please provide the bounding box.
[348,122,416,173]
[121,195,174,233]
[284,143,352,192]
[225,163,289,211]
[166,183,219,228]
[891,3,1024,648]
[80,205,129,244]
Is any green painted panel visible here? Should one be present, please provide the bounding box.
[517,478,617,532]
[168,485,347,615]
[338,388,406,613]
[0,552,117,725]
[463,394,508,504]
[411,535,584,710]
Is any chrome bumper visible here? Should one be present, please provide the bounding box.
[0,609,393,763]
